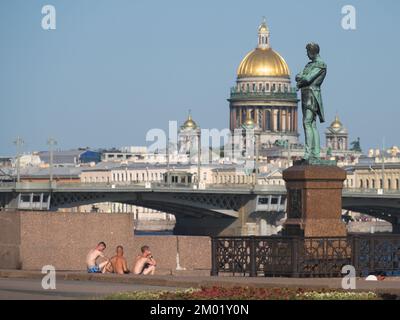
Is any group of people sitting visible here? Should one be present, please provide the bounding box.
[86,241,156,275]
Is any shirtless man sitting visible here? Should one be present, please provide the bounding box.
[133,245,156,275]
[86,241,112,273]
[110,245,129,275]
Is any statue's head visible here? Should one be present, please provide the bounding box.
[306,42,320,60]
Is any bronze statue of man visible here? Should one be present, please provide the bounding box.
[296,43,327,161]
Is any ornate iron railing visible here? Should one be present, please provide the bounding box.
[211,235,400,277]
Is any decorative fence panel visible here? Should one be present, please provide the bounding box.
[211,235,400,277]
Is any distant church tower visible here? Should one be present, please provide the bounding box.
[178,111,199,155]
[325,115,348,151]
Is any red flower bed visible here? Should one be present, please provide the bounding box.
[188,286,302,300]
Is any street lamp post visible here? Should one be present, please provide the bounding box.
[166,138,170,185]
[381,137,385,192]
[47,138,57,185]
[197,128,201,189]
[254,129,261,187]
[13,136,24,183]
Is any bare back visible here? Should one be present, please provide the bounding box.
[111,256,128,274]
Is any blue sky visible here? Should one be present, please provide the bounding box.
[0,0,399,155]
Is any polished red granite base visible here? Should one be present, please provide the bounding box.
[282,165,347,237]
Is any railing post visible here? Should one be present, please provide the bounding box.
[351,235,360,276]
[249,237,257,277]
[369,236,375,274]
[291,237,299,277]
[210,237,218,276]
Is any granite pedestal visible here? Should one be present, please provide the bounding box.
[283,164,347,237]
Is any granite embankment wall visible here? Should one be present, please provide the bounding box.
[0,211,211,273]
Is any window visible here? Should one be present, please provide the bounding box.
[359,180,363,188]
[396,179,399,190]
[388,179,391,190]
[380,179,383,189]
[366,180,369,189]
[21,195,30,202]
[372,179,375,189]
[265,83,269,91]
[258,197,269,204]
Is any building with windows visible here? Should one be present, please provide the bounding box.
[178,111,200,157]
[325,115,349,151]
[345,159,400,190]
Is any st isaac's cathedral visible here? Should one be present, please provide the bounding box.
[228,19,299,147]
[178,19,356,160]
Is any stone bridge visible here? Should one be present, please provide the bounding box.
[0,182,399,235]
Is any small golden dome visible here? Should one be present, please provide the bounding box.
[182,113,197,129]
[237,48,290,78]
[242,110,255,129]
[330,115,343,129]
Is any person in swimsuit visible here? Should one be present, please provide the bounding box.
[86,241,112,273]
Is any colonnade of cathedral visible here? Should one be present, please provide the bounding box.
[230,106,298,133]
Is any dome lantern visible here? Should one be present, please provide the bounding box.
[258,17,270,50]
[236,19,290,78]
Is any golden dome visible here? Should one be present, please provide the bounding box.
[237,48,290,78]
[182,113,198,129]
[330,115,343,129]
